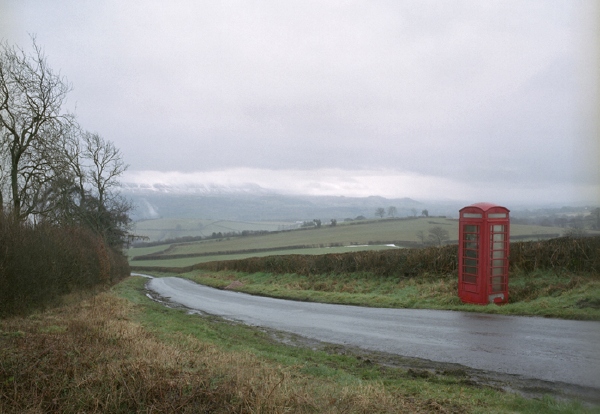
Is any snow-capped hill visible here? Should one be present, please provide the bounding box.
[120,181,272,195]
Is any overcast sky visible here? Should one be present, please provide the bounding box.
[2,1,599,205]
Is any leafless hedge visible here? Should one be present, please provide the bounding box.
[0,213,130,316]
[509,236,600,273]
[132,236,600,278]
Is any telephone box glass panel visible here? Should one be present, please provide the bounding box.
[490,225,507,293]
[462,225,479,284]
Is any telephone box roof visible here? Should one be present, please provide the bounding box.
[460,202,509,212]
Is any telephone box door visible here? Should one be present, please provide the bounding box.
[489,222,509,303]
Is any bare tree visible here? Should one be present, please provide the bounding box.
[81,132,130,247]
[375,207,385,218]
[83,132,127,206]
[387,206,397,218]
[416,230,426,244]
[45,129,131,248]
[428,226,449,246]
[0,37,73,220]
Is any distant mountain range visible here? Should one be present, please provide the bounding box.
[120,182,458,222]
[121,181,271,196]
[120,181,596,224]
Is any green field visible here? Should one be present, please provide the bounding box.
[130,245,401,267]
[129,217,574,268]
[132,218,296,242]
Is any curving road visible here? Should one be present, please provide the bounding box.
[145,276,600,391]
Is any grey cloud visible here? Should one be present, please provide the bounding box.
[2,0,598,204]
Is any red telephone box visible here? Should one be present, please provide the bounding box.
[458,203,510,305]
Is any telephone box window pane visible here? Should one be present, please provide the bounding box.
[491,276,504,292]
[492,267,504,276]
[465,249,478,258]
[492,250,504,259]
[463,213,482,218]
[464,225,479,233]
[492,233,505,242]
[464,275,477,283]
[464,237,478,247]
[463,258,478,267]
[493,242,505,250]
[492,259,504,267]
[492,225,505,233]
[488,213,507,218]
[465,266,477,275]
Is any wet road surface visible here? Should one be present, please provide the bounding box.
[146,276,600,390]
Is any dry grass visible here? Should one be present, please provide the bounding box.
[0,292,461,413]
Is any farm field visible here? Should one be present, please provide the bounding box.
[132,218,296,242]
[128,217,574,269]
[131,244,402,268]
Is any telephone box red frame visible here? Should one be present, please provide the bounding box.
[458,203,510,305]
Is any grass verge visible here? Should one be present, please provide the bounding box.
[1,276,595,413]
[167,268,600,320]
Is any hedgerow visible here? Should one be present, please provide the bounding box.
[0,212,130,317]
[135,236,600,278]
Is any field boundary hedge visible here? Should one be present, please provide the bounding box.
[131,234,561,263]
[131,236,600,278]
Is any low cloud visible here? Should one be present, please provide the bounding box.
[122,168,598,206]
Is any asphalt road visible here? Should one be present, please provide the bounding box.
[145,276,600,390]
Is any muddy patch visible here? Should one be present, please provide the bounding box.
[224,280,244,290]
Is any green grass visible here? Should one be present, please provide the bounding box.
[130,244,400,267]
[127,244,173,257]
[132,218,295,242]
